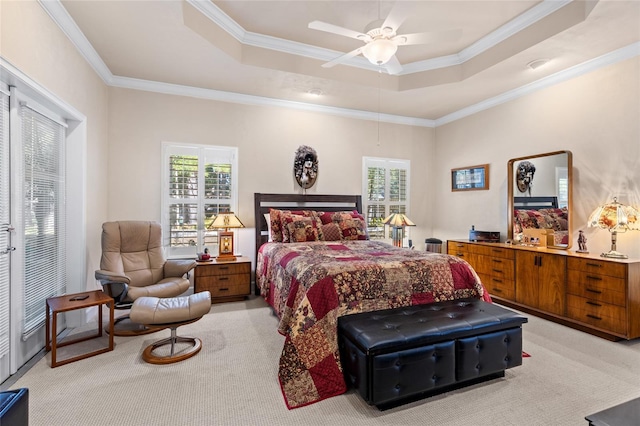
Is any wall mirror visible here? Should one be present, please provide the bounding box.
[507,150,573,249]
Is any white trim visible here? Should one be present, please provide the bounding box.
[37,0,114,85]
[39,0,640,128]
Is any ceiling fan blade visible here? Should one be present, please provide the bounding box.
[383,55,403,75]
[321,47,364,68]
[381,1,411,32]
[394,29,462,46]
[309,21,370,41]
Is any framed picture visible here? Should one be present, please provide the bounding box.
[451,164,489,191]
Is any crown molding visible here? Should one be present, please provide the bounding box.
[435,42,640,126]
[36,0,639,129]
[38,0,114,85]
[109,75,435,127]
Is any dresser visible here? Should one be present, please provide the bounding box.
[194,257,251,303]
[448,240,640,340]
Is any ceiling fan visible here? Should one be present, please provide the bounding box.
[308,2,461,75]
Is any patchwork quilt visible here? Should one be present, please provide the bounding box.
[257,240,490,409]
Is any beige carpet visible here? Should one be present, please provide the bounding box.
[6,296,640,426]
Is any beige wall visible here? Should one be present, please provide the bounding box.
[434,56,640,258]
[3,1,639,285]
[1,1,110,289]
[107,88,435,259]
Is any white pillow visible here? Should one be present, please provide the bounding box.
[264,213,272,242]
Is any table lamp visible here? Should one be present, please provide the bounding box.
[210,212,245,261]
[587,197,639,259]
[383,213,416,247]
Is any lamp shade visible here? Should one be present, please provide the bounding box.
[362,38,398,65]
[587,197,639,259]
[383,213,415,228]
[587,198,639,232]
[210,212,245,231]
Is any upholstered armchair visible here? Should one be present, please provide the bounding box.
[95,221,196,335]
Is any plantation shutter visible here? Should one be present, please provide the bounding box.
[20,103,67,339]
[362,157,410,240]
[0,88,9,356]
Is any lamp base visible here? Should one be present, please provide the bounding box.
[601,250,628,259]
[216,254,237,262]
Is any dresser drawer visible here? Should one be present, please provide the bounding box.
[566,270,626,306]
[447,241,470,257]
[470,245,514,260]
[195,262,251,277]
[478,273,515,300]
[567,258,627,279]
[566,294,626,334]
[474,257,514,280]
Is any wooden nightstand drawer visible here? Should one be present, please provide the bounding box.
[195,262,250,277]
[566,294,626,334]
[199,274,250,298]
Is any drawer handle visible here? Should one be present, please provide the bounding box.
[586,262,602,268]
[586,314,602,321]
[456,253,464,257]
[491,249,503,253]
[586,288,602,294]
[586,275,602,281]
[492,278,503,283]
[586,301,602,307]
[219,266,229,270]
[219,277,229,281]
[219,287,229,291]
[492,269,503,273]
[492,288,503,293]
[456,244,464,247]
[492,259,503,263]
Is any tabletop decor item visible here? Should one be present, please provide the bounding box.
[587,197,639,259]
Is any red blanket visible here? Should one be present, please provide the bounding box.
[257,241,490,409]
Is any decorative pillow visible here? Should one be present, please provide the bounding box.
[318,210,368,240]
[269,209,284,242]
[264,213,272,242]
[280,210,322,243]
[282,214,324,243]
[320,222,342,241]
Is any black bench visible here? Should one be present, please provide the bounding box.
[338,298,527,409]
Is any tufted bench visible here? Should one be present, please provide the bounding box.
[338,298,527,409]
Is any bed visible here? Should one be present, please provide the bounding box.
[254,193,490,408]
[513,196,569,245]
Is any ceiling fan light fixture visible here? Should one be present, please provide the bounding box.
[362,38,398,65]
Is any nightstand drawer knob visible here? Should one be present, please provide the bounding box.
[219,277,229,281]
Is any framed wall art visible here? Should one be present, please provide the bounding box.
[451,164,489,191]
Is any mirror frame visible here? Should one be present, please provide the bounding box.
[507,150,573,249]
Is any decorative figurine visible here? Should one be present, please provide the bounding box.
[576,230,588,253]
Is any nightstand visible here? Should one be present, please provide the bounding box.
[194,256,251,303]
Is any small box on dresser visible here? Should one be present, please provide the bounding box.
[194,257,251,303]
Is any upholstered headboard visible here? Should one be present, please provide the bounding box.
[253,192,363,260]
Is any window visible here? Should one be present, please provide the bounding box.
[362,157,410,240]
[556,167,568,208]
[162,144,238,257]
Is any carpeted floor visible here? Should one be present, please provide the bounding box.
[5,296,640,426]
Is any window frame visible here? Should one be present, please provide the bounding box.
[161,142,238,258]
[362,157,411,241]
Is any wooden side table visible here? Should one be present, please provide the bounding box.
[46,290,114,367]
[194,256,251,303]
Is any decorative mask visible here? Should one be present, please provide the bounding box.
[516,161,536,195]
[294,145,318,189]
